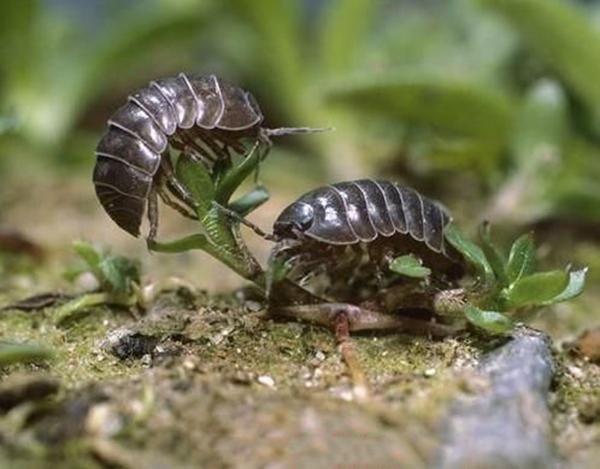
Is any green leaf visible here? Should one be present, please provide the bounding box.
[389,254,431,279]
[176,154,215,216]
[504,270,569,309]
[265,255,293,298]
[147,234,210,254]
[73,240,101,270]
[479,0,600,134]
[3,1,213,149]
[97,255,140,295]
[319,0,376,74]
[444,224,495,285]
[506,233,536,283]
[542,268,587,305]
[464,304,513,335]
[229,185,270,216]
[229,0,305,115]
[215,145,261,204]
[0,0,38,79]
[479,222,509,286]
[53,292,112,326]
[510,79,568,164]
[63,266,87,283]
[326,76,514,140]
[71,241,139,295]
[0,341,53,367]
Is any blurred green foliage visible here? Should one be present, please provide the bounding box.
[1,0,599,227]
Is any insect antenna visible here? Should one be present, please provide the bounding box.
[212,202,276,241]
[262,127,333,138]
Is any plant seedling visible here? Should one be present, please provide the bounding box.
[443,223,587,334]
[56,241,141,325]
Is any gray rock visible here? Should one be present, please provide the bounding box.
[437,327,556,469]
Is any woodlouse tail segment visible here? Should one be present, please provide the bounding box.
[262,126,333,138]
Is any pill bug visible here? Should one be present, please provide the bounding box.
[271,179,463,302]
[93,73,268,238]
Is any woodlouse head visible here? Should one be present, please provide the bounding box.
[273,202,314,239]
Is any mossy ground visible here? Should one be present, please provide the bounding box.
[0,289,476,467]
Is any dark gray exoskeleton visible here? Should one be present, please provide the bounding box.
[274,179,456,256]
[272,179,463,302]
[93,74,265,238]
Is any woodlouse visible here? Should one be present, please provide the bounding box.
[93,73,268,238]
[271,179,463,302]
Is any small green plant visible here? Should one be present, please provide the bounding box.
[440,222,587,334]
[56,241,141,325]
[146,150,267,283]
[0,341,53,367]
[389,254,432,279]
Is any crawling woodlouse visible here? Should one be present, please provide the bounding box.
[93,73,321,239]
[270,179,463,305]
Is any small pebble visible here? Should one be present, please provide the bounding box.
[76,272,100,292]
[257,375,275,388]
[140,354,152,367]
[245,301,262,312]
[337,388,354,402]
[567,365,584,379]
[424,368,437,377]
[182,358,196,371]
[85,403,123,438]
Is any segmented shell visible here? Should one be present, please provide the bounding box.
[274,179,454,258]
[93,73,264,236]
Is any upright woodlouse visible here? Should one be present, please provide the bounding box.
[270,179,463,303]
[93,73,322,239]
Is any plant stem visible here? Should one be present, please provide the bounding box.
[148,228,262,283]
[148,231,320,305]
[215,143,262,203]
[54,292,113,325]
[0,342,54,367]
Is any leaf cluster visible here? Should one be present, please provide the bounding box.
[67,241,140,297]
[54,241,141,325]
[444,223,586,334]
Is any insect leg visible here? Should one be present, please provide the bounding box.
[334,310,368,401]
[197,131,231,162]
[178,132,216,165]
[212,201,276,241]
[159,155,196,209]
[367,282,436,314]
[274,301,460,336]
[211,129,246,156]
[147,188,159,242]
[252,134,273,183]
[157,185,199,221]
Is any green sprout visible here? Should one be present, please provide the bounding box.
[389,254,432,279]
[56,241,141,325]
[0,341,54,367]
[147,149,265,282]
[441,223,587,335]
